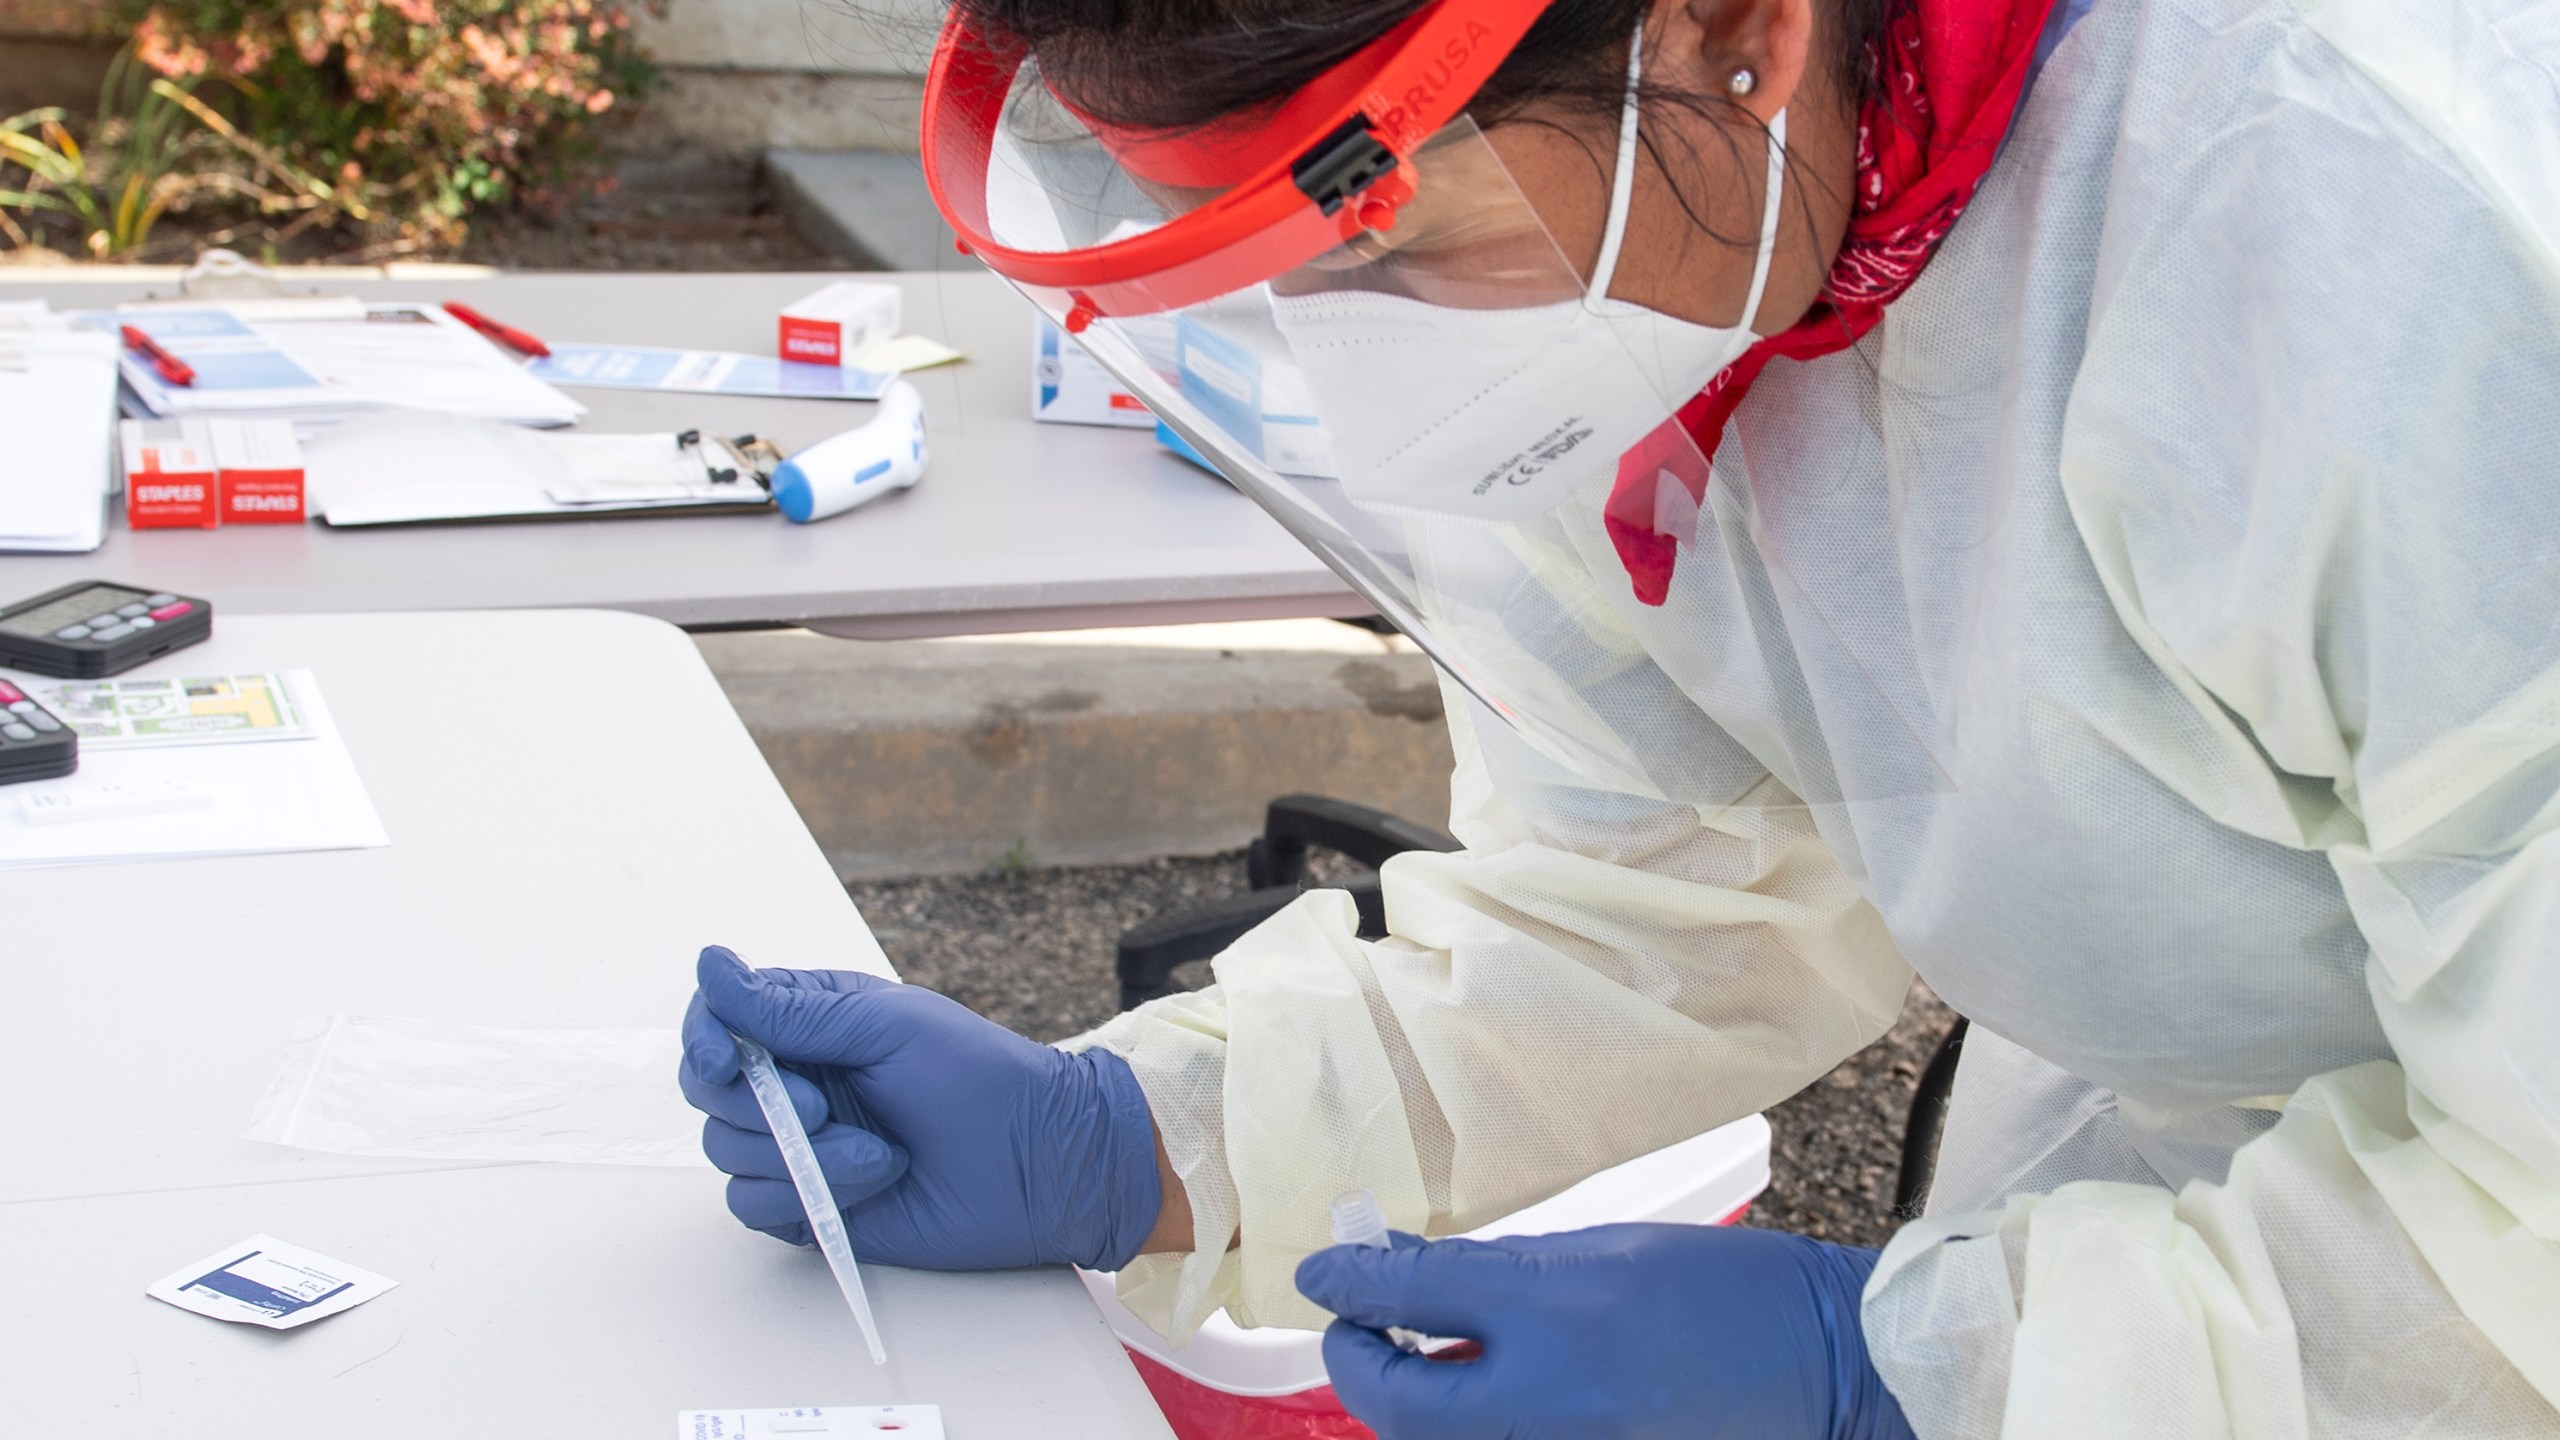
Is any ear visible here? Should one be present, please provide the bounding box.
[1672,0,1815,125]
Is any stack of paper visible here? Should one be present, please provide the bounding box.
[0,668,388,869]
[108,301,584,429]
[0,303,117,552]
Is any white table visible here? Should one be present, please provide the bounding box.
[0,610,1176,1439]
[0,270,1360,638]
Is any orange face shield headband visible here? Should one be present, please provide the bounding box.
[921,0,1558,329]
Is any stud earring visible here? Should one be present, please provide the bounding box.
[1727,67,1758,96]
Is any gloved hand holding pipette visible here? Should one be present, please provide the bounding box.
[678,946,1162,1273]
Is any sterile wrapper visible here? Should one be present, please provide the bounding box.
[242,1014,705,1166]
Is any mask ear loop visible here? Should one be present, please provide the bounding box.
[1585,22,1647,301]
[1735,109,1787,338]
[1588,23,1788,337]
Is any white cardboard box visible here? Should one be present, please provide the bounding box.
[1031,315,1155,428]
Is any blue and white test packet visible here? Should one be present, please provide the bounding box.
[146,1233,395,1330]
[678,1405,943,1439]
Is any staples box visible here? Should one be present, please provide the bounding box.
[212,418,304,524]
[120,419,219,529]
[1032,314,1157,428]
[779,280,902,366]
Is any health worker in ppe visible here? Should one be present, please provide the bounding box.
[678,0,2560,1431]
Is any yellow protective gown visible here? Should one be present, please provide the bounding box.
[1075,0,2560,1431]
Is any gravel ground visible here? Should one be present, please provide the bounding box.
[851,854,1957,1250]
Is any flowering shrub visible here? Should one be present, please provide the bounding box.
[115,0,656,247]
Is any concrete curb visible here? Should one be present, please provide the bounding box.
[697,629,1454,878]
[764,149,978,271]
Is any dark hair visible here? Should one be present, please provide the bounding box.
[954,0,1889,248]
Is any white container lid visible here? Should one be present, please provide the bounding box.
[1079,1112,1773,1398]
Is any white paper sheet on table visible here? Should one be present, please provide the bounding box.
[0,667,385,868]
[0,323,116,553]
[243,1015,706,1167]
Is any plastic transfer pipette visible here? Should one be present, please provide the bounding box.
[1331,1190,1427,1354]
[733,1033,888,1365]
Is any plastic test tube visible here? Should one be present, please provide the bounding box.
[1330,1189,1427,1355]
[734,1033,889,1365]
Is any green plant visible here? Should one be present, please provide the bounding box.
[0,42,363,258]
[993,836,1034,881]
[0,48,206,257]
[117,0,658,250]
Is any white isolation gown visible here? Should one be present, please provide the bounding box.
[1074,0,2560,1431]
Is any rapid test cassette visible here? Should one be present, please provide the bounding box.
[679,1405,943,1439]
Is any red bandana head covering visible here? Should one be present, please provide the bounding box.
[1602,0,2059,605]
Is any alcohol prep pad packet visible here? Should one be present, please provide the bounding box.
[147,1234,394,1330]
[679,1405,942,1439]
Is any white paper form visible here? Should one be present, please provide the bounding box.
[147,1234,395,1330]
[0,326,116,553]
[108,304,584,428]
[0,667,385,869]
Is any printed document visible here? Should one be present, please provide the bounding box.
[0,667,386,869]
[109,304,584,428]
[34,671,310,748]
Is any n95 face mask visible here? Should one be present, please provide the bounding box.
[1268,36,1788,524]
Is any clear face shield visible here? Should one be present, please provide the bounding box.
[926,4,1949,814]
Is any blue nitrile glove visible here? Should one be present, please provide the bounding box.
[677,945,1160,1272]
[1295,1223,1913,1440]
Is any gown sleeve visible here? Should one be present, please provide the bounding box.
[1074,681,1913,1337]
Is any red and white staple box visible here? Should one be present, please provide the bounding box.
[211,418,305,524]
[119,419,219,530]
[778,280,903,366]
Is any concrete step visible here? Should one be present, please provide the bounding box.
[764,149,981,272]
[696,622,1455,878]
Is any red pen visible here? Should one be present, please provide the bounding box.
[119,324,196,387]
[443,301,552,358]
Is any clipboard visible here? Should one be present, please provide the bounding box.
[304,411,786,528]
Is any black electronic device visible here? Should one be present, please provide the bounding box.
[0,676,76,785]
[0,581,213,678]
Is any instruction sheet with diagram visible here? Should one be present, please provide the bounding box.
[36,672,310,747]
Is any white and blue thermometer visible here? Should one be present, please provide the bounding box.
[771,379,926,524]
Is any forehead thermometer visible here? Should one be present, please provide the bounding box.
[771,380,926,524]
[733,1034,889,1365]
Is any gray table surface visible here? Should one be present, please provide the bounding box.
[0,610,1175,1439]
[0,269,1358,637]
